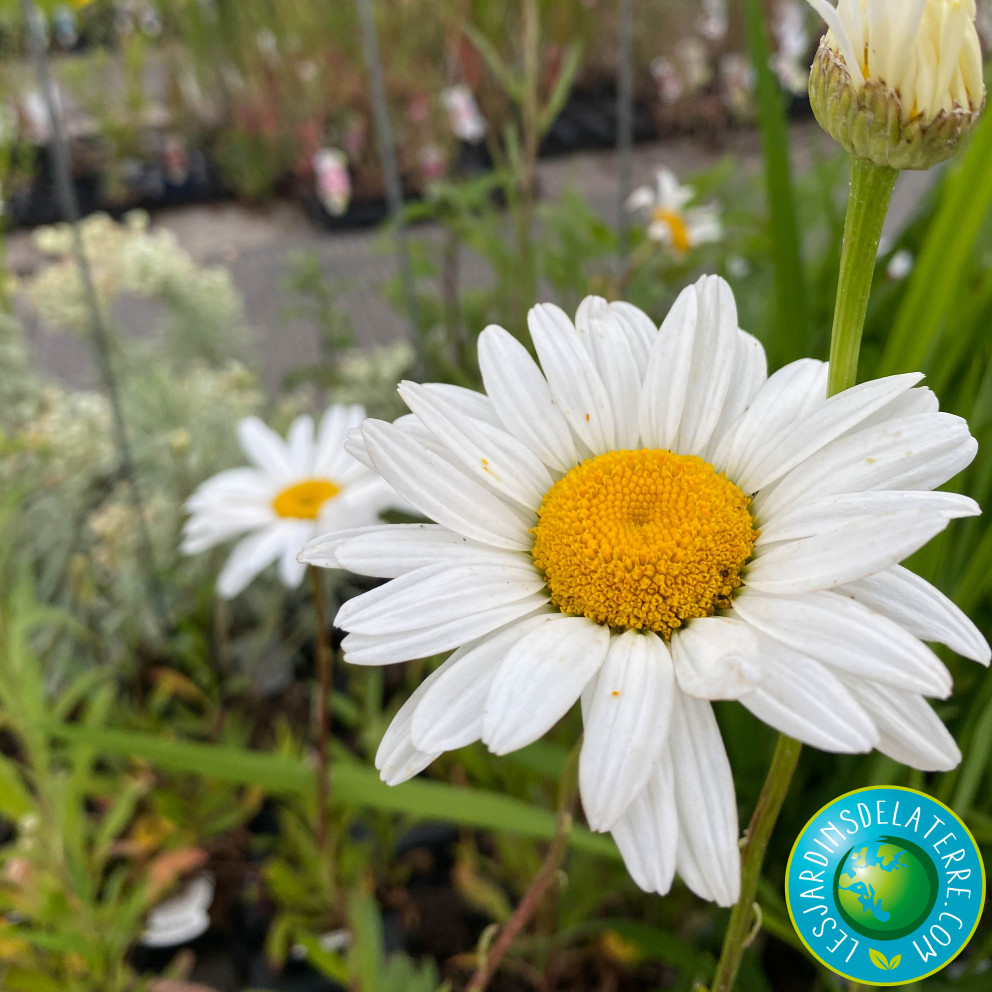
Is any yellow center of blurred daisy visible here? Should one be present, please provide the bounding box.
[272,479,340,519]
[531,449,757,637]
[652,208,691,252]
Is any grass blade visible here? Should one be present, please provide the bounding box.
[48,724,618,859]
[743,0,809,364]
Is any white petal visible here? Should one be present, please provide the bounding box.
[237,417,295,482]
[732,589,952,697]
[639,284,698,450]
[849,384,938,433]
[285,415,316,475]
[314,404,367,479]
[740,638,878,752]
[839,566,990,664]
[343,424,375,471]
[843,680,960,772]
[807,0,863,79]
[734,373,924,494]
[477,325,577,472]
[181,505,275,554]
[576,301,642,449]
[335,561,546,635]
[299,525,390,569]
[330,524,517,578]
[755,412,977,519]
[411,615,554,752]
[362,419,534,550]
[712,359,827,482]
[610,752,678,895]
[375,673,447,785]
[674,276,741,454]
[398,381,552,509]
[529,303,616,453]
[185,467,275,507]
[579,630,674,831]
[276,521,313,587]
[216,523,295,598]
[625,185,655,213]
[607,301,657,370]
[670,693,740,907]
[483,616,610,755]
[755,490,979,544]
[341,596,550,665]
[671,616,763,700]
[704,329,767,459]
[745,511,953,595]
[423,382,503,426]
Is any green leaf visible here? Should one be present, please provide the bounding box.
[296,931,350,983]
[879,108,992,376]
[890,953,901,969]
[47,725,619,858]
[743,0,809,365]
[0,754,32,820]
[347,891,384,991]
[462,23,522,101]
[539,43,583,135]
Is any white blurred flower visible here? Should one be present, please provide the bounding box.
[141,874,214,948]
[698,0,729,40]
[681,36,714,92]
[721,53,757,116]
[626,167,723,252]
[441,84,487,143]
[650,56,684,104]
[313,148,351,217]
[182,407,400,598]
[304,278,987,904]
[887,248,915,280]
[806,0,985,120]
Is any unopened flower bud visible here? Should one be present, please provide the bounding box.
[806,0,986,169]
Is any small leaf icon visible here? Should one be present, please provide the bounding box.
[869,948,891,970]
[890,954,901,969]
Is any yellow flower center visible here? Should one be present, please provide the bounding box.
[652,208,691,252]
[531,449,757,637]
[272,478,340,519]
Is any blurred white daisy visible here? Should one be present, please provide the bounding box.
[303,277,987,906]
[183,406,399,598]
[626,168,723,253]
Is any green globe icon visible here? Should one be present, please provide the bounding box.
[833,836,939,940]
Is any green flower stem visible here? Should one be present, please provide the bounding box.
[827,156,898,397]
[710,734,803,992]
[711,153,899,992]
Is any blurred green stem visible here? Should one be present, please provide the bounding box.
[513,0,540,326]
[711,734,802,992]
[309,565,333,853]
[827,157,898,395]
[466,739,579,992]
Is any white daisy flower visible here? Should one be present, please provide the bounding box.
[626,168,723,253]
[182,406,399,598]
[301,277,988,906]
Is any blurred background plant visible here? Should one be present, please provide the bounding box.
[1,1,992,991]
